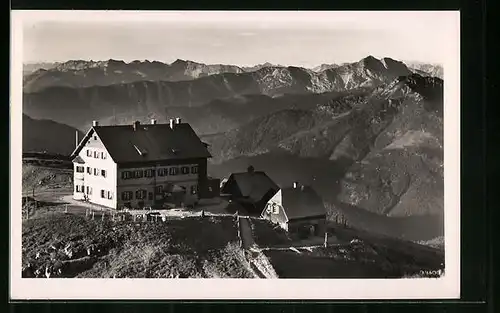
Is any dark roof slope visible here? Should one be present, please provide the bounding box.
[225,171,279,203]
[281,186,326,220]
[72,123,211,163]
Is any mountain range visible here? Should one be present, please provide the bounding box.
[23,56,431,131]
[21,56,444,242]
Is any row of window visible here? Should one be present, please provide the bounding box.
[86,149,107,160]
[120,185,197,201]
[121,165,198,180]
[77,166,107,177]
[75,185,113,200]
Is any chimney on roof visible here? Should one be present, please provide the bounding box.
[151,119,157,125]
[75,131,79,148]
[293,182,299,189]
[247,165,255,174]
[169,118,175,129]
[133,121,140,131]
[92,120,98,127]
[176,117,181,124]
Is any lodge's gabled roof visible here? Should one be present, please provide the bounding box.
[70,122,211,164]
[280,185,326,220]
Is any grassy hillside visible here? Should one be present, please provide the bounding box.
[22,212,254,278]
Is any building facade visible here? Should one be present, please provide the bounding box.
[71,118,212,210]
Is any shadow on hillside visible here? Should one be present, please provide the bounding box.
[208,151,443,242]
[331,201,444,242]
[208,150,352,198]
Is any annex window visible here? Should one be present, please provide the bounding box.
[157,168,166,176]
[101,190,106,198]
[169,167,179,176]
[191,166,199,174]
[181,166,190,175]
[101,170,107,178]
[76,166,84,173]
[86,149,92,157]
[134,170,144,179]
[121,171,131,180]
[94,168,99,176]
[121,191,133,201]
[107,191,113,200]
[265,203,280,215]
[136,189,147,200]
[87,167,92,174]
[144,169,155,178]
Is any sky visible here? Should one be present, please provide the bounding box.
[19,11,459,67]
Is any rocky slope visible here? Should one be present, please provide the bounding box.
[405,61,444,79]
[206,73,444,240]
[23,59,246,93]
[23,114,84,156]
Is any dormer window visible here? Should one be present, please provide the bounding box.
[133,144,148,156]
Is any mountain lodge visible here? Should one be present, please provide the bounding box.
[70,118,217,210]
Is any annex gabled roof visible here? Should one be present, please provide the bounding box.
[280,186,326,220]
[223,171,279,203]
[70,122,211,164]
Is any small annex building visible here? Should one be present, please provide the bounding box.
[261,182,327,238]
[220,166,279,215]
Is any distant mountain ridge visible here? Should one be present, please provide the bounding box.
[23,59,246,93]
[23,56,420,131]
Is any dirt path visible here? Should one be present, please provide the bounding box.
[239,217,255,249]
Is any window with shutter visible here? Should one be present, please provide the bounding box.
[181,166,189,175]
[191,166,199,174]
